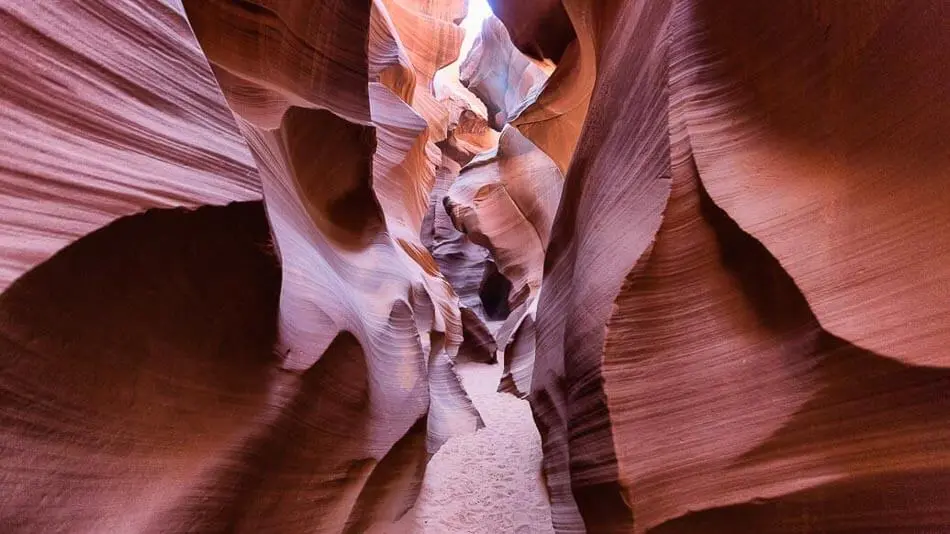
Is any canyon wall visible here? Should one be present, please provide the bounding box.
[0,0,486,531]
[488,0,950,532]
[3,0,950,533]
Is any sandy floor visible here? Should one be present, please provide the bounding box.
[377,361,554,533]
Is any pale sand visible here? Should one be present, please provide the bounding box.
[376,361,555,533]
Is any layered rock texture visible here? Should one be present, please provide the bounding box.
[3,0,950,533]
[0,0,484,531]
[491,1,950,533]
[459,16,552,130]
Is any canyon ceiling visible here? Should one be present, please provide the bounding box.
[1,0,949,532]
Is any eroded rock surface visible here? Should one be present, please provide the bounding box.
[185,1,485,527]
[0,0,260,291]
[460,16,551,130]
[445,127,562,313]
[422,131,499,365]
[0,0,488,531]
[486,1,950,533]
[439,125,563,397]
[486,0,574,62]
[4,0,950,533]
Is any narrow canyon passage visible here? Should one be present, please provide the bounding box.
[3,1,950,533]
[2,0,564,531]
[394,2,559,529]
[376,360,554,533]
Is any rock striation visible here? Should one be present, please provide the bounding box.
[487,0,950,532]
[459,16,552,130]
[0,0,260,291]
[0,0,486,531]
[441,126,563,396]
[3,0,950,533]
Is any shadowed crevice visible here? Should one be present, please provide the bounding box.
[479,261,512,320]
[0,201,281,532]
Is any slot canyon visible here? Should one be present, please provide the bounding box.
[2,0,950,532]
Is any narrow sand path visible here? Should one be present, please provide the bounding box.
[378,361,554,533]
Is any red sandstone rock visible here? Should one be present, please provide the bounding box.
[184,1,485,525]
[460,16,551,130]
[445,127,563,312]
[437,125,563,400]
[422,138,499,365]
[0,0,259,291]
[486,0,574,62]
[0,0,484,531]
[5,0,950,532]
[677,0,950,366]
[489,0,950,532]
[509,0,599,173]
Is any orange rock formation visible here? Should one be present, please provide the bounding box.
[2,1,950,533]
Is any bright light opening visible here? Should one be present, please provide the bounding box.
[458,0,494,62]
[433,0,494,108]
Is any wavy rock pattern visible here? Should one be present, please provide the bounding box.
[446,127,563,313]
[422,130,499,365]
[1,0,487,531]
[486,0,574,62]
[184,0,485,524]
[460,16,551,130]
[678,0,950,366]
[4,0,950,532]
[439,125,563,398]
[486,0,950,532]
[0,0,259,291]
[507,0,598,173]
